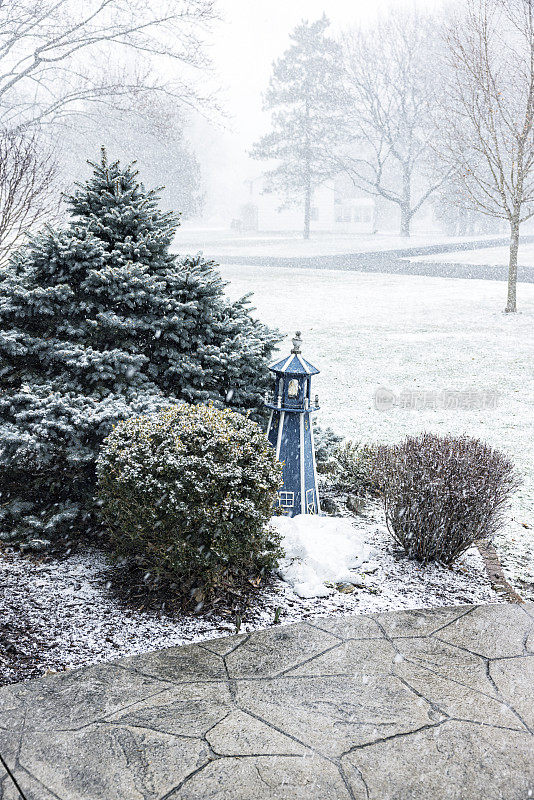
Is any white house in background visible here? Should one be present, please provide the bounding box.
[334,197,375,233]
[236,175,375,234]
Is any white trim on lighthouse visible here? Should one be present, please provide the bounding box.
[280,354,294,372]
[310,415,321,514]
[299,412,305,514]
[266,410,273,437]
[296,354,311,374]
[275,411,285,459]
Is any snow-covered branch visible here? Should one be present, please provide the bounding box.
[0,0,217,127]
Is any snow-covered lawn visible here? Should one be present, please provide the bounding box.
[0,504,499,683]
[220,264,534,599]
[408,242,534,267]
[174,227,506,259]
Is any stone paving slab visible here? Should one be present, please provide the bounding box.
[0,603,533,799]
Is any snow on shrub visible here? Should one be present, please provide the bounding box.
[312,425,343,472]
[97,403,283,596]
[372,432,520,564]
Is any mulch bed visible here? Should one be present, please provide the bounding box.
[0,616,55,685]
[0,500,515,687]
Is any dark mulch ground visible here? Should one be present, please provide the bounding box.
[0,542,277,688]
[0,488,507,688]
[0,616,55,685]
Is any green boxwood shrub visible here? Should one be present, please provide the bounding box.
[96,403,283,597]
[372,432,520,564]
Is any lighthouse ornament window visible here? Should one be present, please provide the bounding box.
[265,332,321,516]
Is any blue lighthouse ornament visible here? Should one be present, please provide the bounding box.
[265,332,321,516]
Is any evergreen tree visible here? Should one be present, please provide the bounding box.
[0,150,279,548]
[251,16,344,239]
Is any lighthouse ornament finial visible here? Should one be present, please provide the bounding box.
[265,332,321,516]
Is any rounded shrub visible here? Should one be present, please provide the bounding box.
[372,432,520,564]
[96,403,283,597]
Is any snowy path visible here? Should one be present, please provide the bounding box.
[217,254,534,282]
[174,229,534,281]
[409,242,534,268]
[3,603,532,800]
[175,229,511,258]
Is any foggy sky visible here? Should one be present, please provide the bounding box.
[209,0,440,146]
[193,0,442,221]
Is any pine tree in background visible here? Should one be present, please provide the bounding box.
[251,15,345,239]
[0,150,279,548]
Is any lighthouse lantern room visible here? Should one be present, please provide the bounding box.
[265,332,321,516]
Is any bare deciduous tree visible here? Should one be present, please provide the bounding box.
[0,128,59,264]
[0,0,216,128]
[63,93,203,219]
[0,1,216,263]
[440,0,534,312]
[338,9,449,237]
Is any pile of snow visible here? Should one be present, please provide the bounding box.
[272,514,376,598]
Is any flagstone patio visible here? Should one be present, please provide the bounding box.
[1,602,533,799]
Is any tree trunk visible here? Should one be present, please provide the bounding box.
[303,176,311,240]
[400,205,411,237]
[505,215,520,313]
[400,164,411,237]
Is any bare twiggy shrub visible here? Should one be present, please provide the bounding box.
[373,433,520,564]
[0,129,59,264]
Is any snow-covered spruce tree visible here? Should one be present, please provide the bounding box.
[0,150,279,548]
